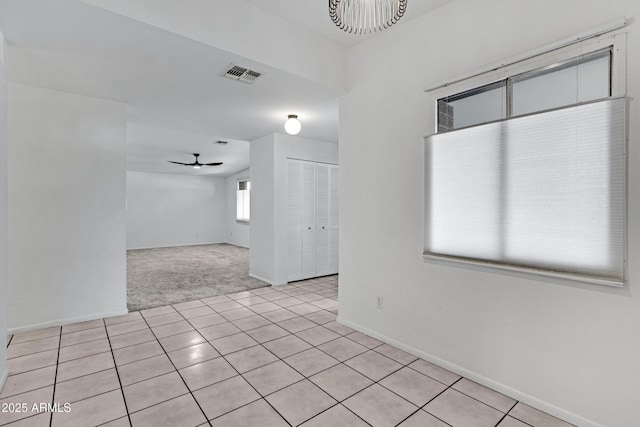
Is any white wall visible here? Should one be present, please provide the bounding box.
[250,133,338,285]
[126,171,227,249]
[8,84,127,332]
[0,30,8,390]
[225,168,250,248]
[338,2,640,427]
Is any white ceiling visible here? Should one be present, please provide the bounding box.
[244,0,451,47]
[0,0,449,176]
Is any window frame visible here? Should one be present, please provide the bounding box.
[424,31,628,287]
[236,178,250,224]
[438,47,612,132]
[430,32,626,134]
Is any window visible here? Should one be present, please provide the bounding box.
[236,179,250,223]
[437,48,611,132]
[425,35,626,286]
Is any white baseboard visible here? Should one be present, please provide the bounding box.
[0,366,8,394]
[8,308,129,335]
[127,241,226,251]
[336,316,603,427]
[249,274,287,287]
[225,242,249,249]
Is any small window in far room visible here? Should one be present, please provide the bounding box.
[236,179,250,223]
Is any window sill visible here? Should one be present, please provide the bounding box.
[423,252,624,288]
[236,220,250,225]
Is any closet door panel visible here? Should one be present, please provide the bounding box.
[316,164,331,276]
[301,162,317,279]
[329,165,340,273]
[287,160,303,281]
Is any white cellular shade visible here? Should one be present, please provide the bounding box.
[425,98,626,283]
[426,123,503,260]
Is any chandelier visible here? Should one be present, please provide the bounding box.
[329,0,408,34]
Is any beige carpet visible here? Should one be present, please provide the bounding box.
[127,243,269,311]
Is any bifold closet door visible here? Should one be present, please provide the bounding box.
[287,159,338,282]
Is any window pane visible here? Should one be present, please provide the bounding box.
[512,51,610,116]
[438,82,507,131]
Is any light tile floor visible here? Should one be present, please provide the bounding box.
[1,275,575,427]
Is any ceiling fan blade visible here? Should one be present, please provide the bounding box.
[168,161,192,165]
[204,162,223,166]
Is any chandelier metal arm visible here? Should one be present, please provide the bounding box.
[329,0,408,34]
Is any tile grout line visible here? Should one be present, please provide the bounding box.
[8,279,364,426]
[246,286,376,426]
[173,304,294,427]
[292,330,470,427]
[449,382,521,418]
[48,326,63,427]
[4,278,337,419]
[7,333,61,346]
[228,317,387,426]
[6,341,99,363]
[399,376,464,427]
[102,318,134,427]
[505,401,539,427]
[138,312,213,427]
[296,401,374,427]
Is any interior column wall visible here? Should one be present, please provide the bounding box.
[8,83,127,332]
[249,134,275,284]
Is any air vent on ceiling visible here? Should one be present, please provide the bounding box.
[224,64,262,84]
[215,140,229,145]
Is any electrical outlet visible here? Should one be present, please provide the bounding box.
[376,296,383,309]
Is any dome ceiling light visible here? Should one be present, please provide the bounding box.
[284,114,302,135]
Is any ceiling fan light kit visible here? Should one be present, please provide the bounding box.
[168,153,223,169]
[329,0,407,34]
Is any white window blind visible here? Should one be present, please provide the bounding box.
[425,97,626,285]
[236,180,250,222]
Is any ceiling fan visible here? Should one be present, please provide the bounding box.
[168,153,223,169]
